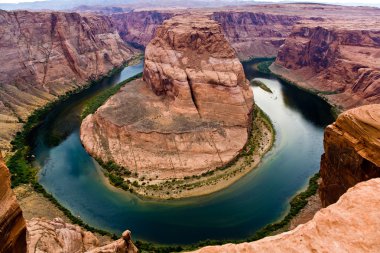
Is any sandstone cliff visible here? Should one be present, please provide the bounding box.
[81,14,253,180]
[111,11,174,48]
[320,104,380,207]
[211,11,301,60]
[0,10,135,154]
[191,178,380,253]
[110,10,301,60]
[271,21,380,110]
[0,155,27,253]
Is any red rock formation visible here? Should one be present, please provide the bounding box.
[190,178,380,253]
[211,11,301,60]
[0,154,27,253]
[319,104,380,207]
[271,21,380,110]
[0,10,135,154]
[81,14,253,180]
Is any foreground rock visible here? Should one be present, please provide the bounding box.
[271,21,380,110]
[0,10,135,154]
[190,178,380,253]
[27,218,137,253]
[0,155,27,253]
[320,104,380,207]
[81,14,253,181]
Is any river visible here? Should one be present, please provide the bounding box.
[32,60,334,244]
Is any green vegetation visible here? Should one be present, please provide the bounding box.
[96,159,132,192]
[256,60,274,74]
[251,79,273,93]
[81,73,143,118]
[256,61,273,74]
[242,56,276,64]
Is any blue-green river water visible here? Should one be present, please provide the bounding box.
[33,60,334,244]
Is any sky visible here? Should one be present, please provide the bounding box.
[0,0,379,7]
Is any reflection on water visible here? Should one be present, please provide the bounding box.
[34,60,334,244]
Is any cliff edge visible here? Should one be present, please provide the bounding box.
[320,104,380,206]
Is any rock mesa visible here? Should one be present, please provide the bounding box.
[81,14,253,179]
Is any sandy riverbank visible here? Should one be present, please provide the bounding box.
[125,107,275,200]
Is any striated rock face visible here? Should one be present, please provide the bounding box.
[81,15,253,179]
[110,10,301,60]
[0,10,135,154]
[271,22,380,110]
[320,104,380,207]
[0,155,27,253]
[190,178,380,253]
[212,11,301,60]
[111,11,174,48]
[27,217,137,253]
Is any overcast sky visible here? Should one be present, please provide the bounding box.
[0,0,379,7]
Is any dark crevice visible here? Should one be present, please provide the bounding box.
[186,74,201,118]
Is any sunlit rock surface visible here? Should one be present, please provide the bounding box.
[320,104,380,206]
[81,14,253,179]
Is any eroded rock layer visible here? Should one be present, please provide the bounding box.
[191,178,380,253]
[211,11,301,60]
[0,10,135,154]
[271,21,380,110]
[111,11,174,48]
[320,104,380,207]
[0,155,27,253]
[27,218,138,253]
[81,15,253,179]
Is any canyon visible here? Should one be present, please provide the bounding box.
[2,4,380,154]
[0,2,380,253]
[271,21,380,110]
[0,10,135,153]
[80,14,258,196]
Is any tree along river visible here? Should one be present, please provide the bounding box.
[32,60,335,244]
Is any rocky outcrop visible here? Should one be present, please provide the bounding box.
[81,14,253,180]
[111,11,174,48]
[319,104,380,207]
[190,178,380,253]
[27,218,100,253]
[0,10,135,154]
[0,154,27,253]
[87,230,138,253]
[27,218,138,253]
[211,11,301,60]
[271,21,380,110]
